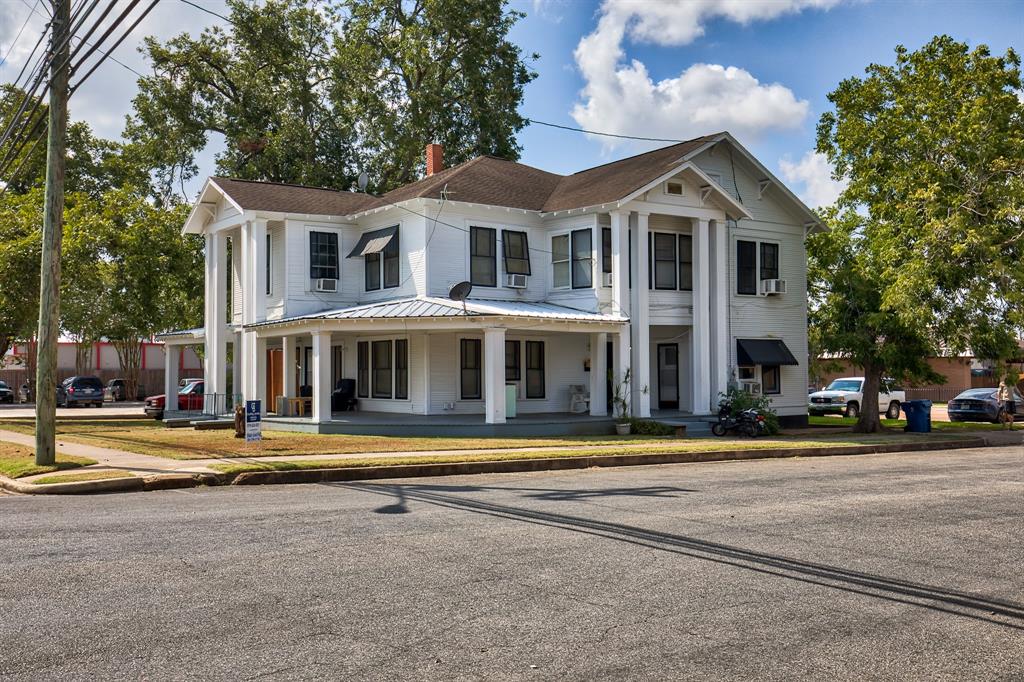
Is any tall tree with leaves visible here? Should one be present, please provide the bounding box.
[126,0,535,196]
[812,36,1024,431]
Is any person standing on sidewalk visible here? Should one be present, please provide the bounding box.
[997,378,1016,430]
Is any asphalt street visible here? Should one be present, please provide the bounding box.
[1,446,1022,680]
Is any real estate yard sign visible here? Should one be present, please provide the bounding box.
[245,400,262,442]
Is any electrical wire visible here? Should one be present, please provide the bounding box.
[526,118,687,144]
[70,0,158,91]
[0,0,43,68]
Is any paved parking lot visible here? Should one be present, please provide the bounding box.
[1,445,1021,680]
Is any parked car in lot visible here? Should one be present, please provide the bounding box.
[948,387,1023,423]
[0,381,14,404]
[104,378,146,402]
[144,379,205,420]
[808,377,905,419]
[57,376,105,408]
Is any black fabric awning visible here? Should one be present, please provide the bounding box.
[736,338,799,366]
[346,225,397,258]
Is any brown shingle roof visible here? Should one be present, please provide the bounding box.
[210,177,383,215]
[541,135,718,212]
[381,156,563,211]
[209,133,722,217]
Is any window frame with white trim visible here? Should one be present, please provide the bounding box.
[355,336,409,401]
[551,227,594,290]
[503,337,547,400]
[735,237,782,296]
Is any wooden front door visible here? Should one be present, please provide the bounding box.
[266,348,283,413]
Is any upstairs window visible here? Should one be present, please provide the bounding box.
[552,234,570,288]
[265,233,272,295]
[652,232,677,290]
[501,230,531,276]
[571,228,593,289]
[601,228,612,276]
[470,226,497,287]
[737,240,757,295]
[760,242,779,281]
[309,231,338,280]
[365,232,400,291]
[678,235,692,291]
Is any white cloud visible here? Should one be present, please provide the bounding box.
[571,0,844,149]
[779,150,848,208]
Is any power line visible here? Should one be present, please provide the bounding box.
[526,118,686,144]
[70,0,159,91]
[0,0,42,68]
[177,0,231,23]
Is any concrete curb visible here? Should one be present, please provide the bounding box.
[0,436,997,495]
[227,437,989,487]
[0,472,221,495]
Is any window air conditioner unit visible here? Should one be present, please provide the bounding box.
[740,380,762,395]
[505,273,528,289]
[602,272,613,287]
[314,278,338,293]
[761,279,786,296]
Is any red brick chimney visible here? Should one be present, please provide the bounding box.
[426,143,443,176]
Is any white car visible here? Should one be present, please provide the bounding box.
[808,377,905,419]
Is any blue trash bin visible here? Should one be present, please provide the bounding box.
[902,399,932,432]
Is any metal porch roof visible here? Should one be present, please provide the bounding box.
[248,297,627,328]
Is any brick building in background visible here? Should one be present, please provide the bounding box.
[2,338,203,399]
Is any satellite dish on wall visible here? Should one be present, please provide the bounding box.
[449,281,473,314]
[357,171,369,192]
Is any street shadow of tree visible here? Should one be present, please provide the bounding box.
[331,481,1024,631]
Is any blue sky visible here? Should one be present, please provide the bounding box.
[1,0,1021,207]
[508,0,1024,206]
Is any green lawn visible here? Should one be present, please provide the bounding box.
[31,470,134,485]
[211,431,972,476]
[0,442,97,479]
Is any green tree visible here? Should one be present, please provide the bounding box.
[0,189,43,360]
[126,0,535,196]
[813,36,1024,431]
[334,0,536,189]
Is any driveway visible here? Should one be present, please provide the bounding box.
[1,446,1021,680]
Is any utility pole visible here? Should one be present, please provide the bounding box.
[35,0,71,466]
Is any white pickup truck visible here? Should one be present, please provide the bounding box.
[808,377,905,419]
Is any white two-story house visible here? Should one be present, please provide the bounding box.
[160,132,819,434]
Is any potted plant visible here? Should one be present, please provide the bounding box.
[611,367,632,435]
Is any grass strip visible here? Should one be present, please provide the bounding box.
[807,416,1003,430]
[210,433,971,476]
[0,442,97,479]
[31,470,135,485]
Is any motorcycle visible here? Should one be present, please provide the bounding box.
[712,400,769,438]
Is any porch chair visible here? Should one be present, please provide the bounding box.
[331,379,358,412]
[568,384,590,414]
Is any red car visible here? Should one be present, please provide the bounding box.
[144,380,205,420]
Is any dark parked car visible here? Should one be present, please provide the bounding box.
[947,387,1024,423]
[57,376,105,408]
[103,378,145,402]
[0,381,14,404]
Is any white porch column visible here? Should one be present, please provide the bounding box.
[204,231,228,400]
[632,212,651,417]
[254,335,267,414]
[610,210,627,315]
[311,330,332,423]
[422,334,432,415]
[252,219,268,322]
[164,343,180,411]
[232,331,242,398]
[483,327,506,424]
[589,332,608,416]
[615,327,631,417]
[709,219,729,401]
[691,218,712,414]
[282,335,296,399]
